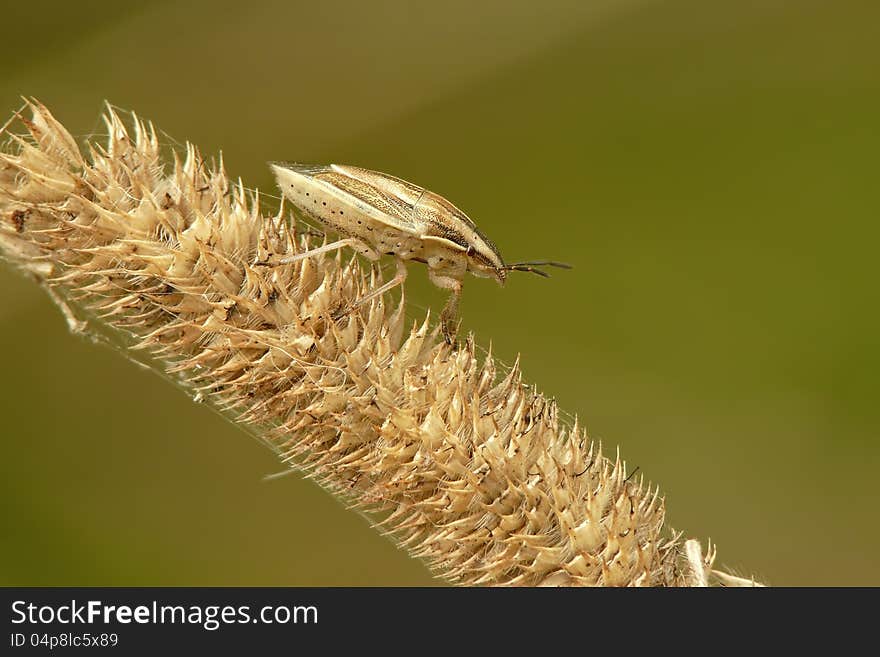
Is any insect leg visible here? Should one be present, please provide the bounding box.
[349,257,408,310]
[428,270,463,344]
[440,284,462,345]
[279,238,378,264]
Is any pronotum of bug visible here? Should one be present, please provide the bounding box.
[269,162,570,341]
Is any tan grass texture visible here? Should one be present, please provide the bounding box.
[0,100,759,586]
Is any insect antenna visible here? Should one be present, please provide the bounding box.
[502,260,573,278]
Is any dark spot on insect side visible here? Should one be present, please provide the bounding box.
[322,202,327,206]
[306,192,309,196]
[340,211,344,215]
[10,209,27,233]
[367,226,373,231]
[268,290,278,302]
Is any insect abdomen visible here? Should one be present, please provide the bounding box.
[275,167,361,229]
[274,165,424,257]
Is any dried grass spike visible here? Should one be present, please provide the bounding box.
[0,100,762,586]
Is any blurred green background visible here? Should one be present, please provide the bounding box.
[1,0,877,586]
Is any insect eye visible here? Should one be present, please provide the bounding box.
[466,245,476,256]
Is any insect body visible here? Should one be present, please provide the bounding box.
[270,162,569,341]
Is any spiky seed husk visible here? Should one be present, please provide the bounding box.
[0,100,758,586]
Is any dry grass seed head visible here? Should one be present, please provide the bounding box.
[0,99,758,586]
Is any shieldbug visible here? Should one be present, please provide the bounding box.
[270,162,570,341]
